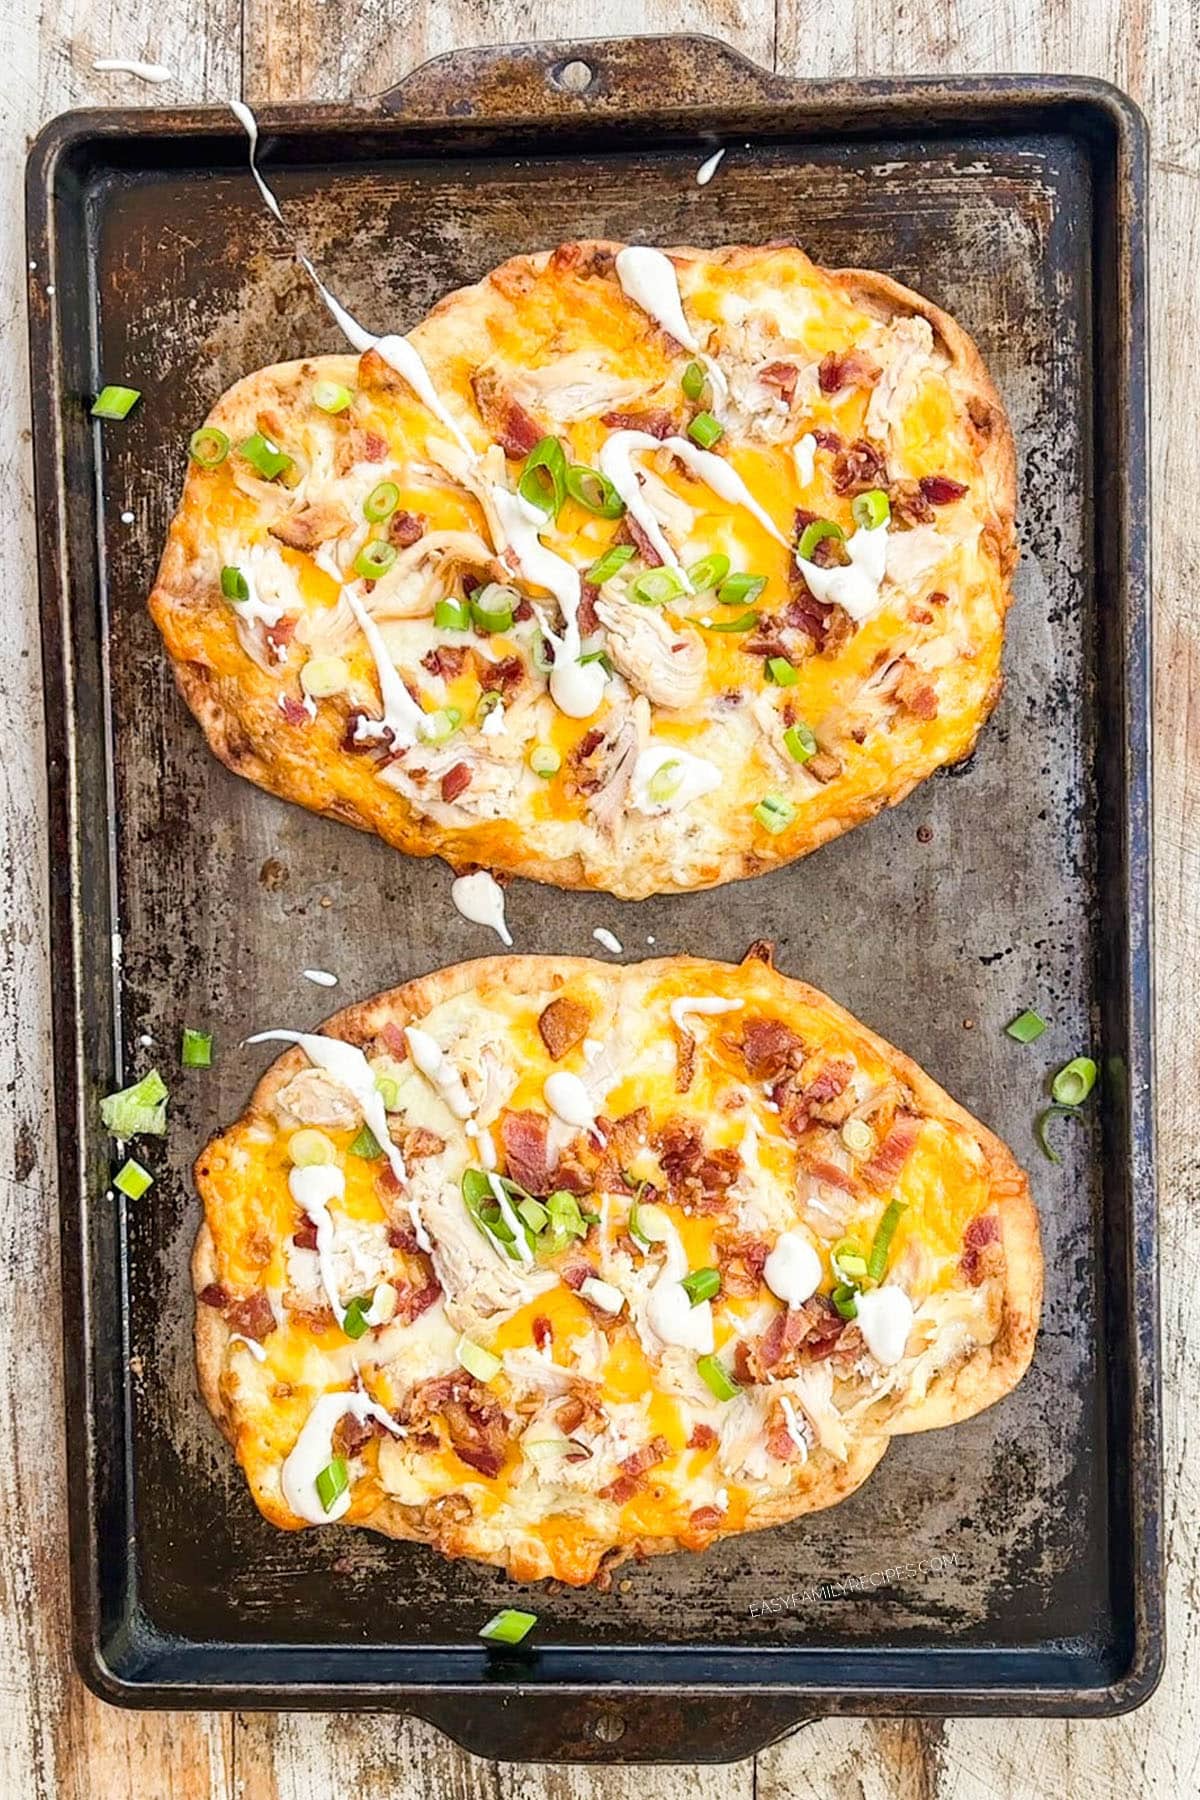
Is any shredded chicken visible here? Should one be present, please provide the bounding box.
[864,316,935,453]
[273,1068,361,1132]
[595,597,706,710]
[585,697,650,835]
[509,349,647,424]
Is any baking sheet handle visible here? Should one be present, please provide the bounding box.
[413,1691,814,1764]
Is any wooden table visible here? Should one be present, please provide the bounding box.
[2,1,1193,1792]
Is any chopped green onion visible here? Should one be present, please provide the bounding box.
[457,1334,503,1382]
[342,1294,374,1340]
[349,1124,383,1160]
[797,517,845,562]
[113,1157,153,1199]
[91,384,141,421]
[717,572,766,607]
[1035,1104,1083,1165]
[705,610,759,633]
[181,1027,213,1068]
[420,706,462,745]
[687,552,731,593]
[753,794,797,835]
[101,1069,168,1139]
[1006,1009,1047,1044]
[579,649,614,673]
[434,597,471,631]
[681,361,707,402]
[766,657,798,686]
[697,1354,740,1402]
[462,1167,531,1261]
[220,565,249,603]
[841,1117,874,1156]
[530,630,555,675]
[237,431,292,480]
[1051,1056,1098,1107]
[681,1267,721,1305]
[518,1196,549,1233]
[353,540,397,580]
[476,690,504,722]
[312,379,353,414]
[867,1200,907,1281]
[188,426,229,468]
[629,1199,670,1248]
[315,1457,349,1513]
[564,464,625,518]
[363,480,399,523]
[375,1074,400,1111]
[852,489,891,531]
[523,1435,575,1463]
[541,1188,589,1253]
[479,1607,537,1645]
[288,1127,336,1167]
[784,723,817,763]
[832,1283,859,1320]
[631,568,687,607]
[831,1238,868,1283]
[518,437,567,516]
[647,760,683,804]
[470,584,516,633]
[529,743,561,778]
[586,544,636,585]
[301,654,349,699]
[688,411,724,449]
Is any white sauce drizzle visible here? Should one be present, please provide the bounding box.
[94,58,173,82]
[763,1231,822,1309]
[613,247,728,407]
[592,927,623,955]
[227,99,285,225]
[228,1333,268,1362]
[464,1117,497,1170]
[797,522,891,624]
[233,546,286,631]
[489,487,605,718]
[669,995,742,1032]
[480,699,505,737]
[598,431,789,586]
[543,1071,598,1134]
[280,1390,404,1524]
[855,1286,915,1367]
[450,871,513,945]
[646,1280,714,1353]
[793,431,817,488]
[486,1171,533,1266]
[696,148,726,186]
[288,1164,349,1325]
[343,587,426,747]
[302,968,338,987]
[403,1025,474,1119]
[630,743,722,816]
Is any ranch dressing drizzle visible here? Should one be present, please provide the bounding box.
[94,58,174,82]
[403,1026,474,1120]
[227,99,286,225]
[668,995,742,1032]
[281,1390,405,1524]
[543,1071,599,1136]
[599,432,791,583]
[228,1332,268,1362]
[450,870,513,945]
[796,521,890,623]
[288,1164,350,1326]
[489,487,605,718]
[614,247,728,408]
[343,588,426,748]
[486,1171,534,1266]
[696,148,726,186]
[854,1286,915,1367]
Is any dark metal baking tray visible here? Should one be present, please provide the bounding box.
[27,33,1158,1761]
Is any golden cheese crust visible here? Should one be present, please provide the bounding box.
[194,949,1040,1586]
[150,240,1016,899]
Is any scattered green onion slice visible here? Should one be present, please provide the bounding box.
[342,1294,374,1340]
[867,1200,907,1282]
[470,584,516,633]
[363,480,399,523]
[629,1199,670,1246]
[681,361,707,402]
[784,723,817,764]
[113,1157,153,1200]
[349,1124,383,1160]
[585,543,636,585]
[420,706,462,745]
[697,1354,741,1402]
[91,384,141,421]
[541,1188,590,1253]
[523,1436,575,1463]
[375,1074,400,1111]
[832,1283,860,1320]
[831,1238,869,1283]
[353,539,398,580]
[766,657,798,686]
[315,1457,349,1513]
[181,1027,213,1068]
[717,572,766,607]
[579,649,614,673]
[1051,1056,1098,1107]
[681,1267,721,1305]
[687,552,731,593]
[237,431,292,480]
[101,1069,168,1139]
[688,411,724,450]
[518,1196,549,1233]
[841,1117,874,1156]
[301,654,349,699]
[518,437,567,516]
[479,1608,537,1645]
[705,610,759,633]
[220,565,249,603]
[476,690,504,722]
[632,568,687,607]
[753,794,797,835]
[188,426,229,468]
[1035,1104,1083,1165]
[434,597,471,631]
[288,1127,336,1167]
[564,463,625,518]
[1006,1009,1047,1044]
[530,630,555,675]
[529,743,561,778]
[647,760,683,804]
[312,379,353,414]
[797,517,845,562]
[457,1334,503,1382]
[852,488,891,531]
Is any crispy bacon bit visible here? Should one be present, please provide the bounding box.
[675,1028,697,1095]
[861,1112,922,1188]
[833,439,888,495]
[440,762,472,803]
[656,1118,741,1211]
[388,1224,419,1251]
[739,1016,805,1079]
[388,509,426,548]
[601,408,676,439]
[894,665,939,720]
[470,369,543,460]
[402,1125,446,1160]
[806,1059,855,1106]
[270,505,345,553]
[928,589,950,607]
[819,348,881,395]
[621,1435,669,1479]
[278,694,311,726]
[577,583,600,635]
[813,427,843,452]
[804,1155,858,1194]
[421,644,466,679]
[198,1282,229,1308]
[396,1277,442,1324]
[288,1302,337,1336]
[920,474,969,505]
[500,1109,552,1194]
[560,1261,595,1293]
[599,1473,639,1505]
[688,1423,718,1451]
[619,514,665,568]
[292,1218,319,1251]
[888,478,935,527]
[532,1315,553,1352]
[960,1211,1002,1285]
[377,1165,403,1201]
[741,1295,850,1383]
[333,1411,378,1458]
[538,995,592,1061]
[477,654,525,696]
[715,1231,771,1297]
[379,1020,408,1059]
[758,360,799,401]
[360,430,388,463]
[766,1419,801,1462]
[806,750,842,784]
[688,1504,725,1532]
[743,939,774,967]
[410,1369,508,1477]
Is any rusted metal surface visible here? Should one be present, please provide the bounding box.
[26,35,1157,1760]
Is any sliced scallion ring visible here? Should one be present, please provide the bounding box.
[686,552,731,593]
[1006,1009,1047,1044]
[517,1196,549,1233]
[1051,1056,1098,1107]
[564,463,625,518]
[688,410,724,449]
[716,572,766,606]
[469,585,516,633]
[631,568,687,607]
[420,706,462,744]
[353,539,397,580]
[681,1267,720,1305]
[681,361,707,402]
[832,1283,860,1320]
[375,1074,400,1111]
[831,1239,869,1284]
[300,654,349,699]
[585,543,635,585]
[753,794,797,834]
[479,1607,537,1645]
[91,384,141,420]
[697,1354,740,1402]
[312,379,353,414]
[456,1334,502,1382]
[1035,1103,1083,1165]
[342,1294,374,1340]
[315,1457,349,1513]
[518,437,567,516]
[705,610,759,633]
[433,597,471,631]
[784,723,817,763]
[523,1436,576,1463]
[867,1199,907,1282]
[530,630,555,675]
[647,760,683,804]
[113,1157,153,1199]
[220,565,249,603]
[237,431,292,480]
[852,488,891,531]
[797,517,845,562]
[288,1128,336,1167]
[188,426,229,468]
[766,656,798,686]
[181,1027,213,1068]
[529,743,561,778]
[841,1117,873,1156]
[363,480,399,523]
